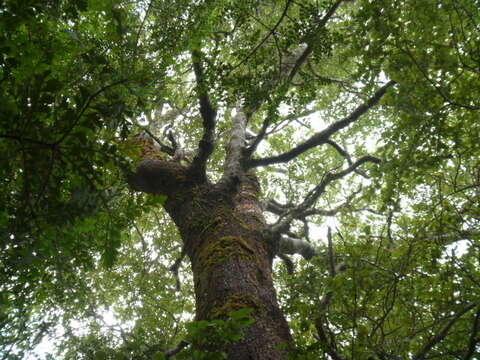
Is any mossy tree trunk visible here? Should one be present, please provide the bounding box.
[129,159,292,359]
[127,31,394,358]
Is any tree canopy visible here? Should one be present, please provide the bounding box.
[1,0,479,359]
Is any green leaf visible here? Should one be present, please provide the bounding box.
[152,352,166,360]
[229,308,253,320]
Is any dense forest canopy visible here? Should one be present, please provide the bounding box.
[1,0,479,359]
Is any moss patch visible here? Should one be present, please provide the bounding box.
[198,236,255,274]
[209,293,264,319]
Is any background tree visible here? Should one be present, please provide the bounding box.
[1,0,479,359]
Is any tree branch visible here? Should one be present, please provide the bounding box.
[263,187,360,219]
[301,187,361,217]
[229,0,294,73]
[314,230,347,360]
[0,134,56,148]
[277,253,295,274]
[244,45,308,156]
[169,246,187,291]
[326,139,369,178]
[219,104,249,190]
[413,303,476,360]
[277,234,317,260]
[247,80,395,168]
[327,227,335,277]
[245,0,347,157]
[286,0,346,85]
[463,307,480,360]
[189,49,217,182]
[55,78,130,146]
[315,319,347,360]
[141,127,175,156]
[269,155,381,234]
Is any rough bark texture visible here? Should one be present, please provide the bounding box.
[129,159,292,359]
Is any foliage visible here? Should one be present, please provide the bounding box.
[180,308,255,360]
[1,0,479,359]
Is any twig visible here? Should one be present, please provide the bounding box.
[54,79,129,146]
[229,0,293,73]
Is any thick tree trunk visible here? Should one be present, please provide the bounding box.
[129,160,292,359]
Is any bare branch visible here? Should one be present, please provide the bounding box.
[327,227,335,277]
[247,80,395,168]
[277,234,317,260]
[262,198,292,216]
[326,139,369,178]
[263,187,360,219]
[190,49,217,182]
[413,303,476,360]
[270,155,381,234]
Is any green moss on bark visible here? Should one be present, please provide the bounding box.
[209,293,264,319]
[197,236,255,274]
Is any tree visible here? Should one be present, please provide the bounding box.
[1,0,479,359]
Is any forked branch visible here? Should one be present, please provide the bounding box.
[246,0,347,157]
[269,155,380,235]
[263,187,361,218]
[247,80,395,168]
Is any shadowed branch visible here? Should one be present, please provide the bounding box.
[190,49,217,183]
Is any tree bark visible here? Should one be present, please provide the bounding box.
[129,160,292,359]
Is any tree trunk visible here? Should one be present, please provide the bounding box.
[129,160,292,359]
